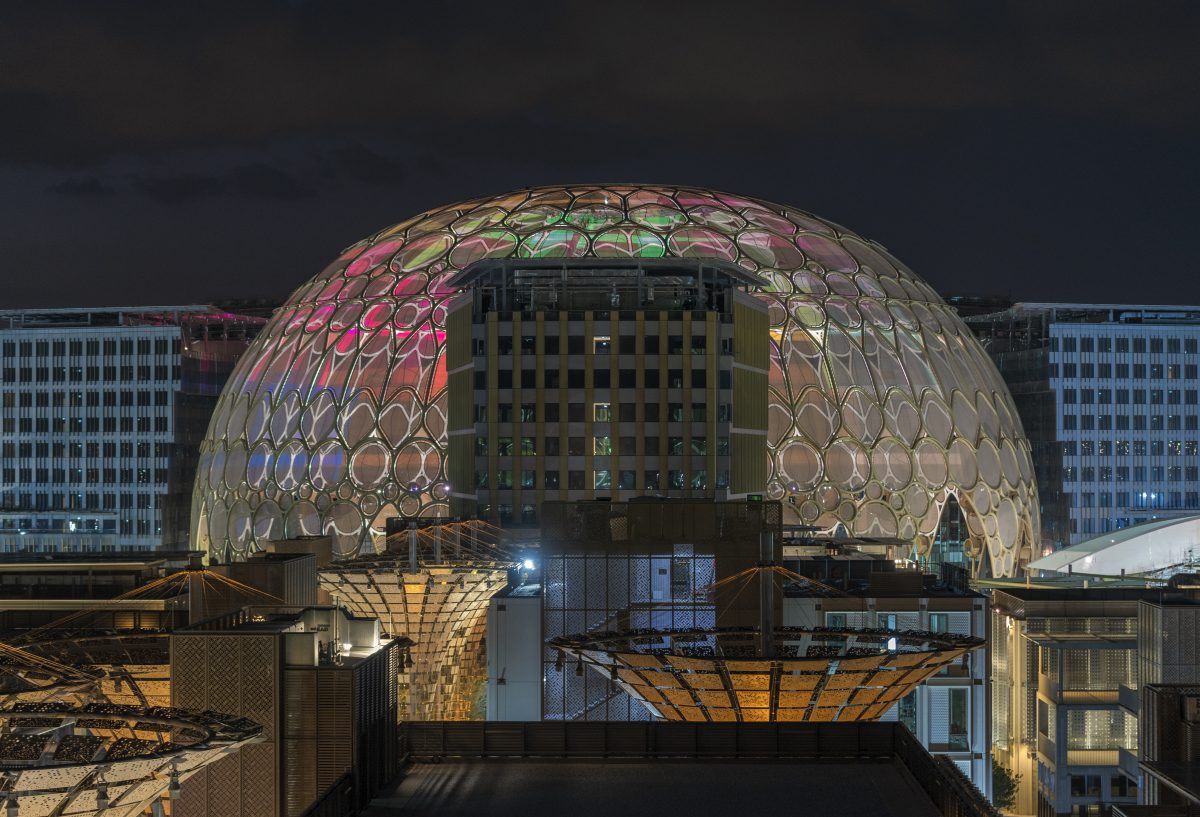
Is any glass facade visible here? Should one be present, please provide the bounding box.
[194,185,1038,576]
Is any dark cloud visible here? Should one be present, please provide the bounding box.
[2,2,1199,166]
[129,163,313,203]
[48,177,114,196]
[323,144,406,186]
[2,0,1199,307]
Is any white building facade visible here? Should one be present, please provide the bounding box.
[0,306,263,551]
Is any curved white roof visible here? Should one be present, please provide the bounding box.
[1027,515,1200,577]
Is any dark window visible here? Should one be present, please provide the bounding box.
[544,403,560,422]
[568,470,585,490]
[593,369,611,388]
[568,370,585,388]
[644,335,660,354]
[619,403,636,422]
[691,370,706,388]
[544,335,559,354]
[644,370,660,388]
[619,369,636,388]
[644,403,660,422]
[568,403,585,422]
[544,436,561,456]
[567,336,584,354]
[568,437,585,456]
[619,336,636,354]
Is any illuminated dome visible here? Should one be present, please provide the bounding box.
[193,185,1039,577]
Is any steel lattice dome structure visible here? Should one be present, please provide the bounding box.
[193,185,1039,577]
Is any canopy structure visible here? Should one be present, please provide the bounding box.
[19,632,171,709]
[318,519,514,720]
[0,704,261,817]
[1026,515,1200,578]
[552,626,983,723]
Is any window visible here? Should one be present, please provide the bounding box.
[643,470,660,490]
[568,470,585,490]
[594,403,612,422]
[593,436,612,455]
[929,613,948,632]
[545,470,560,489]
[691,437,707,455]
[520,403,536,422]
[496,437,513,456]
[618,470,635,490]
[594,470,611,489]
[593,336,611,354]
[948,688,969,750]
[568,437,585,456]
[520,469,535,489]
[544,436,560,456]
[520,437,536,455]
[669,437,684,455]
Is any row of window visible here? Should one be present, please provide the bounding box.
[1062,440,1199,456]
[482,402,732,423]
[3,443,171,462]
[475,367,731,390]
[0,337,180,358]
[1061,387,1199,404]
[0,467,169,485]
[1052,362,1199,380]
[1,416,170,434]
[1053,336,1198,354]
[477,435,731,457]
[1062,413,1198,431]
[1,365,179,384]
[476,469,728,491]
[0,493,160,511]
[1,390,172,408]
[1069,490,1200,508]
[477,334,733,356]
[1064,464,1200,482]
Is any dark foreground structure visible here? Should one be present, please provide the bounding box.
[355,721,998,817]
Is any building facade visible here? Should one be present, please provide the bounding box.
[991,585,1156,816]
[171,605,402,817]
[445,258,770,526]
[0,306,264,551]
[782,560,990,794]
[967,304,1200,548]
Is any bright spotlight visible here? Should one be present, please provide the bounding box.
[523,559,536,570]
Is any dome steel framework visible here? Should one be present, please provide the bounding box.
[552,625,983,723]
[194,185,1039,577]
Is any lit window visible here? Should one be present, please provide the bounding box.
[593,403,611,422]
[594,336,611,354]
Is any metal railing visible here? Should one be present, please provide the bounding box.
[398,721,999,817]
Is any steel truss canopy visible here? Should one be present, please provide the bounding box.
[552,625,983,723]
[0,704,261,817]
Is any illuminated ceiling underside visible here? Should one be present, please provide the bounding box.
[552,627,983,722]
[319,561,509,720]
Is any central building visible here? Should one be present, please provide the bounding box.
[444,258,769,524]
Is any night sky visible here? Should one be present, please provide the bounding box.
[5,1,1200,308]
